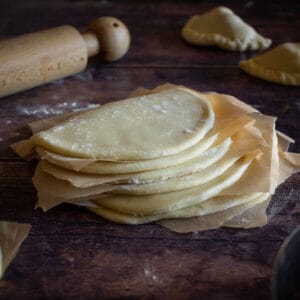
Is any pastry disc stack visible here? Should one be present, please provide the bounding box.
[12,84,299,233]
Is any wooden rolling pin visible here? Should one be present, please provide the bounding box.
[0,17,130,98]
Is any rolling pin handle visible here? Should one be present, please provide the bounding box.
[82,32,100,57]
[84,17,130,62]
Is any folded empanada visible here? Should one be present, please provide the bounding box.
[239,43,300,86]
[182,6,271,51]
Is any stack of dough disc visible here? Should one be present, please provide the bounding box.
[12,84,300,233]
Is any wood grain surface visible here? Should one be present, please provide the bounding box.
[0,1,299,299]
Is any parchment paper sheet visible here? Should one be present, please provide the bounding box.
[0,222,31,279]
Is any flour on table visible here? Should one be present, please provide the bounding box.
[16,102,100,117]
[16,104,64,116]
[73,71,93,81]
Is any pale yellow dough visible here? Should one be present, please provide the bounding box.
[224,197,270,228]
[33,88,257,175]
[182,6,271,51]
[31,88,214,160]
[157,195,270,233]
[34,121,264,211]
[92,153,258,215]
[40,138,232,187]
[239,43,300,86]
[89,193,268,225]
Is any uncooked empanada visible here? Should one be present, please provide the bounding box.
[239,43,300,86]
[182,6,271,51]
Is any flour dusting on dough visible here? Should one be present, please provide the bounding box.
[184,129,194,134]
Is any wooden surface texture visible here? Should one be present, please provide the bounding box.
[0,1,299,299]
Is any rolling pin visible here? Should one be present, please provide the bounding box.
[0,17,130,98]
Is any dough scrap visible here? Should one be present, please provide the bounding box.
[182,6,271,51]
[239,43,300,86]
[0,222,31,279]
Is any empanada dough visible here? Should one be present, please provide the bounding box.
[89,193,267,225]
[31,88,214,160]
[92,152,258,215]
[32,90,256,175]
[239,43,300,86]
[182,6,271,51]
[156,194,269,233]
[34,120,264,211]
[35,116,252,174]
[224,197,270,228]
[40,138,232,187]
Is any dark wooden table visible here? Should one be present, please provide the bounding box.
[0,1,299,299]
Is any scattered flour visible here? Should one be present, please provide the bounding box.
[143,260,160,283]
[57,101,78,108]
[184,128,194,134]
[268,188,298,219]
[201,146,219,158]
[52,78,65,86]
[73,103,100,112]
[16,104,64,116]
[153,104,169,115]
[130,178,140,184]
[16,102,100,117]
[73,71,93,81]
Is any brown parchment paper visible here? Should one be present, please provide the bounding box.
[34,126,263,212]
[156,194,269,233]
[0,222,31,279]
[219,113,278,195]
[38,119,257,189]
[224,197,271,228]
